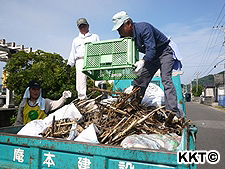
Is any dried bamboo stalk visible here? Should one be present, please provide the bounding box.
[137,106,165,124]
[100,117,127,142]
[78,94,103,107]
[116,87,140,109]
[112,119,138,141]
[88,87,124,95]
[109,105,127,115]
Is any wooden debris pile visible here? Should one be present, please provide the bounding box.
[73,87,189,146]
[40,117,78,138]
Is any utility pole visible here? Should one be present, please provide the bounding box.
[190,77,192,93]
[213,26,225,99]
[195,72,200,93]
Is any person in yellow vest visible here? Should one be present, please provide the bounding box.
[14,80,71,125]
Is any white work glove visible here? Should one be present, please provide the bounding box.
[62,91,72,99]
[134,60,145,76]
[173,116,179,123]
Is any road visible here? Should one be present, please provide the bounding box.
[186,102,225,169]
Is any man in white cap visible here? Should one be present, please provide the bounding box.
[66,18,100,100]
[111,11,182,117]
[14,80,72,125]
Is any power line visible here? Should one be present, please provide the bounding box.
[185,64,223,68]
[192,2,225,78]
[218,14,225,26]
[214,2,225,25]
[206,59,225,76]
[193,28,214,75]
[199,29,223,76]
[201,52,225,76]
[200,47,224,72]
[193,26,221,76]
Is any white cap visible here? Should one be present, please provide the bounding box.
[112,11,130,31]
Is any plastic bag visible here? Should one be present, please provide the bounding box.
[17,119,46,137]
[124,83,165,107]
[66,123,79,140]
[141,83,165,107]
[43,104,82,126]
[74,123,99,143]
[121,134,160,149]
[121,133,181,151]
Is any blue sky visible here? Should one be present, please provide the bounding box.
[1,0,225,85]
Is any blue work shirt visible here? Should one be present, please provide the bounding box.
[133,22,169,64]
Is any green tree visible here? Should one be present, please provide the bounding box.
[192,85,202,97]
[4,50,78,105]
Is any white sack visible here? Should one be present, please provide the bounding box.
[124,83,165,107]
[17,104,82,137]
[74,123,99,143]
[43,104,82,126]
[142,83,164,107]
[17,119,46,137]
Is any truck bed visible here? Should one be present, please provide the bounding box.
[0,125,197,169]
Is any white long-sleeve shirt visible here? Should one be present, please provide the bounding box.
[67,32,100,66]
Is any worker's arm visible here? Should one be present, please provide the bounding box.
[67,38,77,67]
[66,38,78,76]
[14,104,24,126]
[141,24,156,64]
[44,97,65,113]
[44,91,71,113]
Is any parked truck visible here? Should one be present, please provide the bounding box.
[0,38,197,169]
[0,73,197,169]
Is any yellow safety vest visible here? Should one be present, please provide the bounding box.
[23,101,47,124]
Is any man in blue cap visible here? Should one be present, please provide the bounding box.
[111,11,182,117]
